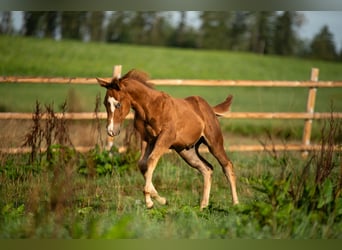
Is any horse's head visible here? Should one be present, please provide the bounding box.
[96,77,131,137]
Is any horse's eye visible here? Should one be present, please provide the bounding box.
[115,102,121,109]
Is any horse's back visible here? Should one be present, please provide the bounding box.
[183,95,223,142]
[184,96,217,121]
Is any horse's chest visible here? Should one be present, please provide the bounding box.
[144,118,161,138]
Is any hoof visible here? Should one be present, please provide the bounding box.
[146,201,154,209]
[156,197,167,205]
[200,202,209,211]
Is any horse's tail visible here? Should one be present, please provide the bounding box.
[212,95,233,117]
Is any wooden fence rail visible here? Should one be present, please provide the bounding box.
[1,111,341,120]
[1,66,341,154]
[1,76,342,88]
[1,144,341,155]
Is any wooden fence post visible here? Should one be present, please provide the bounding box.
[106,65,122,150]
[302,68,319,157]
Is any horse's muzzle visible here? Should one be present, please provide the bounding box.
[107,121,120,137]
[107,129,120,137]
[107,127,120,137]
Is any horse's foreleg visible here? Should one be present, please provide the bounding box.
[138,141,168,208]
[149,183,167,206]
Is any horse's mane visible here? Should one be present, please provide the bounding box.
[122,69,154,89]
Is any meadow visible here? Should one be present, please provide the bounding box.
[0,35,341,238]
[1,123,341,238]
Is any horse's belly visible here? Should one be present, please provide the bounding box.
[173,121,203,148]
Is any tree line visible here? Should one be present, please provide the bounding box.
[1,11,341,62]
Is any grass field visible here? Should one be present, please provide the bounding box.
[1,35,342,80]
[1,135,341,238]
[0,35,341,239]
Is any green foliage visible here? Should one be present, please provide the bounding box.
[78,145,139,176]
[102,216,135,239]
[0,155,40,180]
[243,148,341,238]
[1,203,25,219]
[272,11,297,56]
[310,25,337,61]
[1,134,341,239]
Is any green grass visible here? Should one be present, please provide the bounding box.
[1,35,342,79]
[0,147,341,239]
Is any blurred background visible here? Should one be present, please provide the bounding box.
[1,11,341,62]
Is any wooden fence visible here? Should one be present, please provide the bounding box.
[1,65,341,154]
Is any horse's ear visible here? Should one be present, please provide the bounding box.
[96,77,111,88]
[96,77,120,90]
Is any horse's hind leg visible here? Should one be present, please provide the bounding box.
[219,155,239,205]
[204,136,239,205]
[177,146,214,210]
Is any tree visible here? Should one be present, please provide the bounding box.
[148,12,173,46]
[61,12,87,40]
[23,11,45,36]
[168,11,198,48]
[44,12,58,38]
[106,11,133,43]
[0,11,13,34]
[310,25,337,61]
[170,11,187,47]
[128,12,146,44]
[142,12,164,45]
[272,11,298,55]
[22,11,58,38]
[88,11,105,41]
[199,11,231,50]
[228,11,249,51]
[248,11,275,54]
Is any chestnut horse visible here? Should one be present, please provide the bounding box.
[97,69,239,209]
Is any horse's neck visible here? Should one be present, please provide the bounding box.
[127,82,160,118]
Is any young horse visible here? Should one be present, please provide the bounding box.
[97,69,239,209]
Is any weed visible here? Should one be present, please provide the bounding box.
[92,93,105,147]
[22,100,73,165]
[78,145,139,177]
[22,101,44,163]
[247,113,341,238]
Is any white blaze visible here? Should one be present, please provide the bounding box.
[108,97,119,113]
[107,97,119,136]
